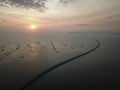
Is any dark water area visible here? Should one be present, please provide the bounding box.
[0,30,120,89]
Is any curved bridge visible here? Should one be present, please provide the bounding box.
[20,38,101,90]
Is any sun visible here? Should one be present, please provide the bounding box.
[30,24,37,29]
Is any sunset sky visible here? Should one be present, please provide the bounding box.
[0,0,120,31]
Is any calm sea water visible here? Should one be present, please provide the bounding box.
[0,30,120,89]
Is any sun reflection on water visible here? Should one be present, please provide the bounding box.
[30,41,38,58]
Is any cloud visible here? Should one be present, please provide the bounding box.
[0,0,47,12]
[74,23,99,26]
[59,0,68,6]
[59,0,79,6]
[103,14,120,20]
[1,19,8,23]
